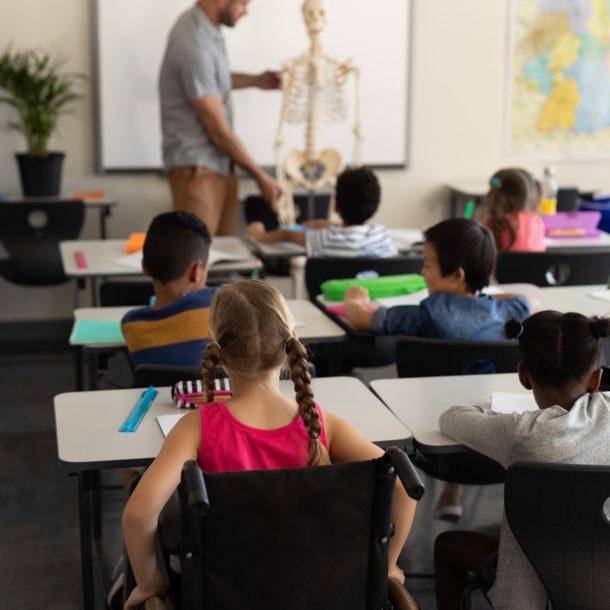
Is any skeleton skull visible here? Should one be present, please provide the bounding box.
[302,0,326,37]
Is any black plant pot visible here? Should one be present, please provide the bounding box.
[15,152,65,197]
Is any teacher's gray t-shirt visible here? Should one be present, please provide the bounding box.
[159,5,233,174]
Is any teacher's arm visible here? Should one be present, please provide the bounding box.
[192,95,281,209]
[231,71,280,90]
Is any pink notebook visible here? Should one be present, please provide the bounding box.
[326,302,376,318]
[543,211,601,238]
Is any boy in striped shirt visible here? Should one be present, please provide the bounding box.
[247,166,398,258]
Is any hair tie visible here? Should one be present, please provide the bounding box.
[490,176,502,188]
[209,340,222,350]
[515,323,524,339]
[285,335,295,353]
[595,315,602,321]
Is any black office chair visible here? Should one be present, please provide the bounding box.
[556,187,581,212]
[135,448,425,610]
[496,248,610,286]
[0,200,84,285]
[395,336,520,378]
[99,279,155,307]
[505,461,610,610]
[395,337,519,485]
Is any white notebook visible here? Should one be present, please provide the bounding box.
[491,392,538,414]
[156,413,187,438]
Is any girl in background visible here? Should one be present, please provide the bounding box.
[122,279,417,609]
[483,168,545,252]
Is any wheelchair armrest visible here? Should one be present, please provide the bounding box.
[385,447,425,501]
[181,461,210,517]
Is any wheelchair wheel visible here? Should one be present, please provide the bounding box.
[388,576,419,610]
[144,596,166,610]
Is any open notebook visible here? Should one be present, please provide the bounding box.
[116,248,248,270]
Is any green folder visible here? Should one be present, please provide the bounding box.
[71,320,125,344]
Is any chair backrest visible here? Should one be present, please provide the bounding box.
[505,461,610,610]
[496,249,610,286]
[395,336,519,377]
[243,194,331,230]
[134,364,202,387]
[0,200,85,285]
[305,255,424,301]
[99,280,155,307]
[174,448,424,610]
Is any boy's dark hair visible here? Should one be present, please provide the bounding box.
[143,211,211,282]
[335,166,381,225]
[505,311,610,387]
[424,219,496,293]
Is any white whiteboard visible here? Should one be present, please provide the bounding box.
[94,0,410,172]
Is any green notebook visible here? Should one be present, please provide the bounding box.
[71,320,125,344]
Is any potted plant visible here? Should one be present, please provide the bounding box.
[0,48,84,197]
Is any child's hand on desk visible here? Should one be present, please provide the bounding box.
[301,219,332,229]
[246,221,266,241]
[344,285,370,305]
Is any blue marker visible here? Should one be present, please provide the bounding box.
[120,386,158,432]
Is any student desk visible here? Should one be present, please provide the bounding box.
[6,195,118,239]
[60,236,261,305]
[70,299,347,390]
[246,227,425,259]
[54,377,412,610]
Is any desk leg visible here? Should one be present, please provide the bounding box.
[74,346,84,391]
[100,205,111,239]
[90,277,98,307]
[78,471,96,610]
[92,470,103,541]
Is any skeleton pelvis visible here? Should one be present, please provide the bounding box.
[285,148,342,189]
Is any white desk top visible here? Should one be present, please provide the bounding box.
[544,231,610,248]
[60,237,260,277]
[371,373,525,453]
[55,377,412,469]
[70,299,345,347]
[247,227,425,258]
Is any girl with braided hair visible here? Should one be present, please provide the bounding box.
[123,280,416,609]
[435,311,610,610]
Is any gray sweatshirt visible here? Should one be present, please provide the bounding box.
[439,392,610,610]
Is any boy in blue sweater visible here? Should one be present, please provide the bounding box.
[121,211,215,367]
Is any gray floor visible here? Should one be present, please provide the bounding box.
[0,348,504,609]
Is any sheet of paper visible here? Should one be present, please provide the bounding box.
[70,320,125,344]
[376,289,429,308]
[156,413,187,437]
[491,392,538,414]
[115,251,143,270]
[208,248,247,266]
[588,290,610,303]
[387,228,424,250]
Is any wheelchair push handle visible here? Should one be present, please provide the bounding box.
[385,447,425,501]
[181,460,210,517]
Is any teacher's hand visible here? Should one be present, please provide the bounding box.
[255,70,281,90]
[256,172,282,214]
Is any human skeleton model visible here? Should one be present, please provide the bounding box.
[274,0,363,225]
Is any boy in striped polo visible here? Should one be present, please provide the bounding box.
[247,166,398,258]
[121,212,215,367]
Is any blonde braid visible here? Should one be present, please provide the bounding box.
[286,337,330,466]
[202,341,221,403]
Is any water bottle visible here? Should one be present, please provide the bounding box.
[540,167,558,215]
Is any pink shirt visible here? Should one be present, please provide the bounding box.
[486,211,546,252]
[197,402,328,473]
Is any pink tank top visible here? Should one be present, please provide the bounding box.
[197,402,328,473]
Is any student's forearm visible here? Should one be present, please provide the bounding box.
[122,510,165,596]
[258,229,306,246]
[231,72,257,89]
[344,301,374,330]
[389,481,417,569]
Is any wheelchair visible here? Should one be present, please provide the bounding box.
[125,447,425,610]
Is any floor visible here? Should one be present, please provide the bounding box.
[0,348,504,610]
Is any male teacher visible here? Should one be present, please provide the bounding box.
[159,0,281,235]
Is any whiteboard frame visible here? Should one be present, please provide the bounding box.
[90,0,412,174]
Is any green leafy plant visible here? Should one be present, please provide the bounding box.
[0,48,85,157]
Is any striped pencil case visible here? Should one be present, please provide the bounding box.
[171,377,232,409]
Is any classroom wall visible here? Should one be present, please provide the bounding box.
[1,0,609,320]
